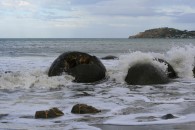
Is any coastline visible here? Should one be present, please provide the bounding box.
[129,27,195,39]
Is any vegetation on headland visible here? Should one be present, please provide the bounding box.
[129,27,195,38]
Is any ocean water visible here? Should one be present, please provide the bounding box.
[0,38,195,130]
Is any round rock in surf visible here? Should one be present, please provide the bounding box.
[125,63,169,85]
[48,51,106,83]
[154,58,177,78]
[101,55,119,60]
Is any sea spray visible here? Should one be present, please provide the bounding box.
[109,45,195,83]
[110,51,168,83]
[166,45,195,78]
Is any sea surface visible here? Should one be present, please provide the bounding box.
[0,38,195,130]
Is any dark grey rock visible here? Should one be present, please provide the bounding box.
[125,63,169,85]
[48,51,106,83]
[101,55,119,60]
[161,114,176,120]
[71,104,101,114]
[35,107,64,119]
[0,114,8,119]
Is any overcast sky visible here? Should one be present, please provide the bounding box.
[0,0,195,38]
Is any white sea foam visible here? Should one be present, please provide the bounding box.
[0,70,74,89]
[166,45,195,78]
[0,57,74,89]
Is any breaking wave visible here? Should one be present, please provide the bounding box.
[0,45,195,89]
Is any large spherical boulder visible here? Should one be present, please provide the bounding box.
[48,51,106,83]
[154,58,177,78]
[125,63,169,85]
[193,66,195,78]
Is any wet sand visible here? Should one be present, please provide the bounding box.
[94,122,195,130]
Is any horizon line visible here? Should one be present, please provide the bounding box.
[0,37,128,39]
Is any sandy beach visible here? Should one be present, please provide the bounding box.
[94,122,195,130]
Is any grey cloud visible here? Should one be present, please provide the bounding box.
[0,0,76,20]
[78,3,160,17]
[32,0,79,20]
[29,0,73,11]
[174,13,195,23]
[88,7,161,17]
[70,0,111,5]
[75,0,195,18]
[32,9,79,21]
[144,0,195,8]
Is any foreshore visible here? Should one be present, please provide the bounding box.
[94,122,195,130]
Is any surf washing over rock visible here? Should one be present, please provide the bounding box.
[46,50,194,85]
[0,44,195,89]
[0,39,195,130]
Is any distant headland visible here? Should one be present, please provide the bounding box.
[129,27,195,38]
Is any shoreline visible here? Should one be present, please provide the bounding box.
[94,122,195,130]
